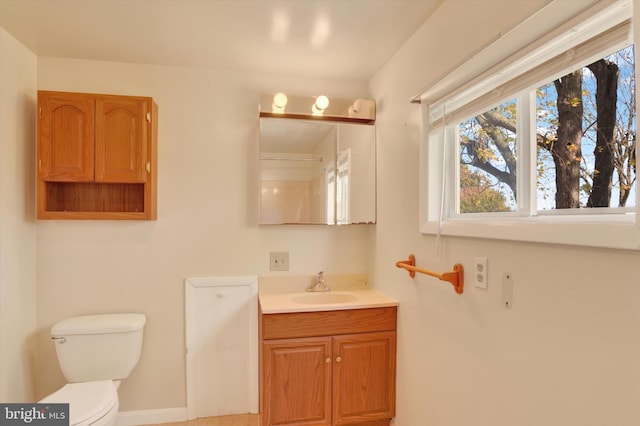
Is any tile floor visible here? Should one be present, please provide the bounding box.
[144,414,259,426]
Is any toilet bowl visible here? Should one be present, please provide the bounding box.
[40,380,119,426]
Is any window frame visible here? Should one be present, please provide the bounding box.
[418,0,640,250]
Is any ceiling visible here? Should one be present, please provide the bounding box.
[0,0,442,81]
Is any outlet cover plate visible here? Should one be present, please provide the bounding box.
[270,252,289,271]
[474,257,488,289]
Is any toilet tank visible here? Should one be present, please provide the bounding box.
[51,313,146,383]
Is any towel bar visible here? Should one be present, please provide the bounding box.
[396,254,464,294]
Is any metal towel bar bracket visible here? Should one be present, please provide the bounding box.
[395,254,464,294]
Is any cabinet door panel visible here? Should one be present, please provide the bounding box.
[38,92,94,181]
[95,96,148,182]
[333,332,396,425]
[263,337,332,426]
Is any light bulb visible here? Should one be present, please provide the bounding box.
[315,95,329,110]
[273,92,288,108]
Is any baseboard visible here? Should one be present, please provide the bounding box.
[116,407,187,425]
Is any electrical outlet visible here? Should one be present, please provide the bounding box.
[474,257,488,289]
[270,252,289,271]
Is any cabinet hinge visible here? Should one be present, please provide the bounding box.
[39,107,43,118]
[146,112,151,122]
[38,159,42,170]
[146,162,151,173]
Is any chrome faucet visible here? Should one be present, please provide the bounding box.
[307,271,330,292]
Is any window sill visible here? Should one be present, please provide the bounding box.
[420,216,640,251]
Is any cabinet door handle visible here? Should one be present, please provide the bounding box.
[335,356,342,363]
[325,357,331,364]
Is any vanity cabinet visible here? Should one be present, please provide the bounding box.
[37,91,157,219]
[259,306,397,426]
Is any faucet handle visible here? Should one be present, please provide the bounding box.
[317,271,325,282]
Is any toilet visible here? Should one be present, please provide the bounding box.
[39,313,147,426]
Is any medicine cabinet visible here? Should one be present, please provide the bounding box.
[258,94,376,225]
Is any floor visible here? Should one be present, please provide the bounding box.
[144,414,259,426]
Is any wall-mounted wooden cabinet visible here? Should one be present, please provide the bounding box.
[37,91,157,220]
[259,307,397,426]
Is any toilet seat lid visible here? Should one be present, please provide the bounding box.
[40,380,117,425]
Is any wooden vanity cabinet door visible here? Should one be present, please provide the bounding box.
[332,331,396,425]
[262,337,332,426]
[95,96,149,183]
[38,91,95,181]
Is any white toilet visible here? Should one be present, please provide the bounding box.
[39,313,147,426]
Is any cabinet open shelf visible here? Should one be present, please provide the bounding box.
[40,181,149,219]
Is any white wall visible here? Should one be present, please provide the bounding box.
[0,27,38,402]
[34,57,373,411]
[369,1,640,425]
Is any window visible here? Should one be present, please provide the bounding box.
[458,99,518,213]
[417,1,639,250]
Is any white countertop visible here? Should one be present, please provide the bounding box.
[259,288,399,314]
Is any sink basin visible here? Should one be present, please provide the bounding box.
[292,293,359,305]
[259,288,398,313]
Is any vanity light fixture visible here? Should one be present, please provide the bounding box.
[259,93,375,124]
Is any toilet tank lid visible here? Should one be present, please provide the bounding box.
[52,314,146,336]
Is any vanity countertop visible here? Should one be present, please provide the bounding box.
[259,288,399,314]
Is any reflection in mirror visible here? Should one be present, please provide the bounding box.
[335,123,376,224]
[259,116,376,225]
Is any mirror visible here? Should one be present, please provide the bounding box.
[259,117,376,225]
